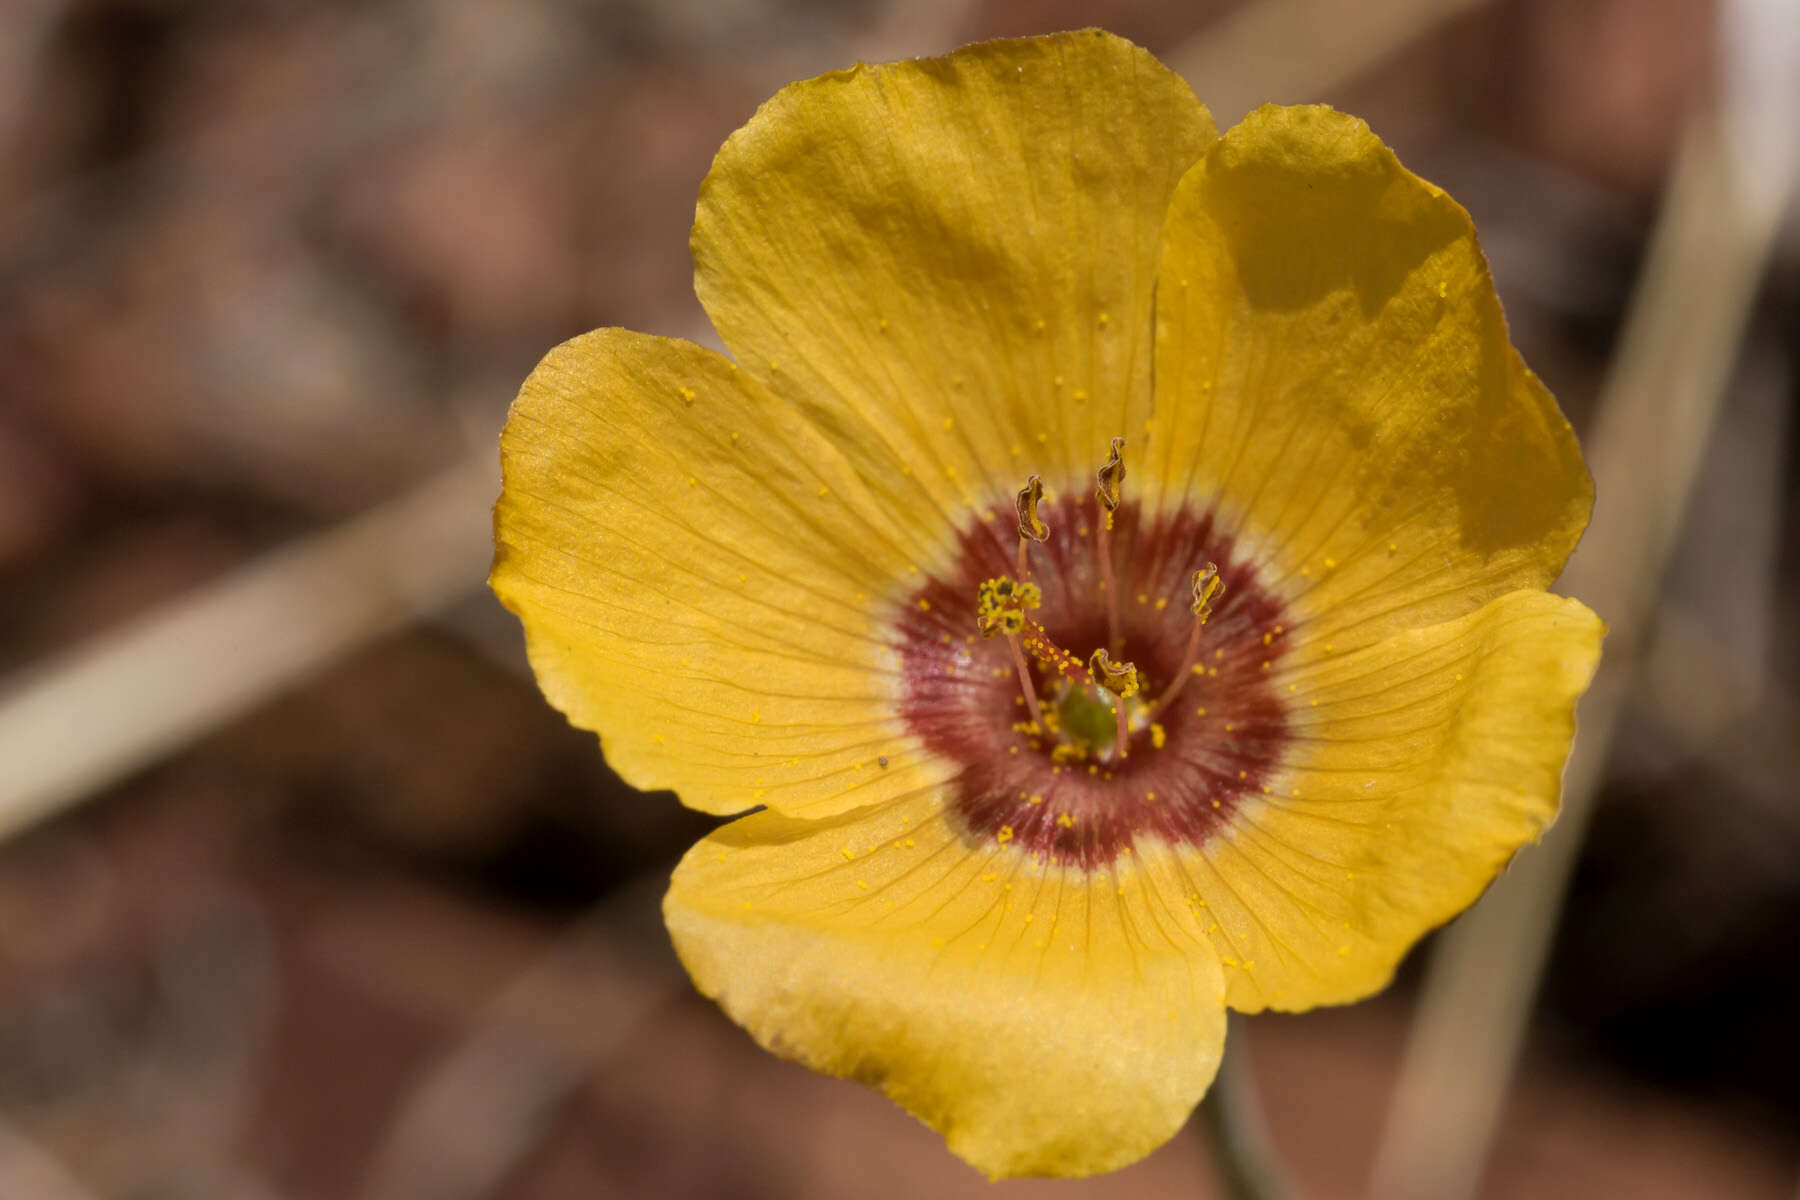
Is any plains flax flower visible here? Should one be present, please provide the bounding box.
[491,29,1604,1181]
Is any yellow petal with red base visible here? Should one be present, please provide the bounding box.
[1175,590,1602,1012]
[665,793,1228,1179]
[695,30,1217,542]
[1147,105,1592,653]
[492,328,950,819]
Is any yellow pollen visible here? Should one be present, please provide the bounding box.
[841,847,855,860]
[1144,791,1156,803]
[1150,723,1167,749]
[996,826,1014,844]
[943,417,954,431]
[1028,794,1045,805]
[1056,813,1075,828]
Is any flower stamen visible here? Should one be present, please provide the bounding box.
[1146,563,1224,720]
[1094,437,1125,653]
[1088,647,1140,760]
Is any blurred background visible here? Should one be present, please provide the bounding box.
[0,0,1796,1197]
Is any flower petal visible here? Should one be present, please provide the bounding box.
[665,793,1228,1179]
[1146,105,1592,651]
[492,329,957,819]
[693,30,1217,538]
[1170,590,1602,1012]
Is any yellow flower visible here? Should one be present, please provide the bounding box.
[490,30,1603,1181]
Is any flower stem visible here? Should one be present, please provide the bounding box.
[1195,1022,1291,1200]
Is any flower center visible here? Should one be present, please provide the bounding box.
[894,440,1295,870]
[1052,679,1131,754]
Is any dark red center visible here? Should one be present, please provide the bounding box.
[896,494,1293,870]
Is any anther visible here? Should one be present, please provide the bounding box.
[1015,475,1048,577]
[1093,437,1126,653]
[975,575,1046,726]
[1147,563,1226,721]
[1088,647,1141,697]
[1095,436,1125,522]
[1088,647,1141,759]
[1191,562,1223,622]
